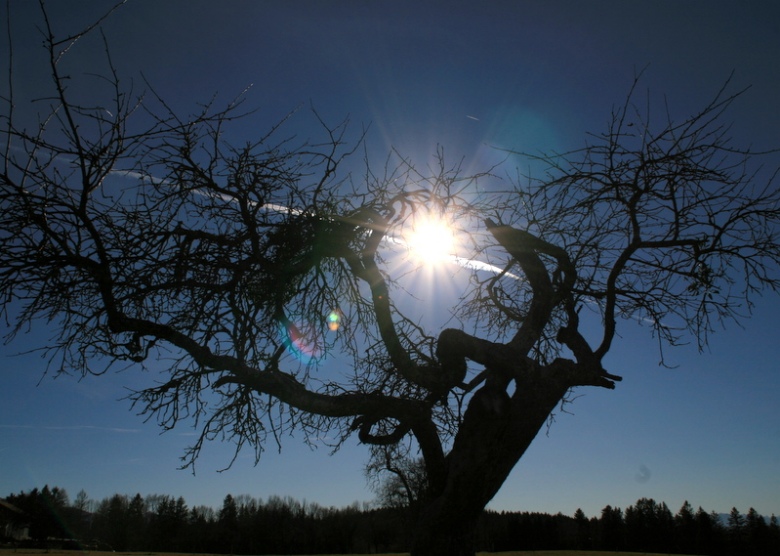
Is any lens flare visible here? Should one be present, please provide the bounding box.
[327,310,342,332]
[279,317,323,363]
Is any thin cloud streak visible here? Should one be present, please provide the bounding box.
[383,235,521,279]
[0,424,140,433]
[112,169,519,279]
[5,155,517,279]
[450,256,520,279]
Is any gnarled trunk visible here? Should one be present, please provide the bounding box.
[410,379,569,556]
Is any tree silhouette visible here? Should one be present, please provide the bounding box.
[6,486,71,542]
[599,505,625,551]
[573,508,590,549]
[674,500,696,554]
[2,5,780,556]
[92,494,129,551]
[126,494,147,551]
[745,507,770,555]
[217,495,239,553]
[368,447,429,512]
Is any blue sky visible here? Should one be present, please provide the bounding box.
[2,1,779,519]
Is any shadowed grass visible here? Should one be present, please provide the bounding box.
[0,550,704,556]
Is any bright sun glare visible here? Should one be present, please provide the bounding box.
[405,217,456,264]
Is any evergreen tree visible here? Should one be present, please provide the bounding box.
[8,486,72,541]
[173,496,190,551]
[656,501,675,553]
[189,505,217,553]
[7,484,780,555]
[236,495,260,554]
[693,506,716,555]
[573,508,590,549]
[126,494,147,551]
[745,507,768,555]
[218,494,240,553]
[625,498,656,551]
[726,506,746,555]
[599,505,624,551]
[729,507,745,536]
[675,500,696,554]
[93,494,129,550]
[768,514,780,554]
[149,495,189,551]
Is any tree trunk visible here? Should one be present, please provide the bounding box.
[410,379,568,556]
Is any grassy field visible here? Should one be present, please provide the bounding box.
[0,550,703,556]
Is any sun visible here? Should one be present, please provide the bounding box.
[404,216,457,265]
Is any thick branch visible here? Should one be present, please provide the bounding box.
[111,312,428,424]
[342,211,438,390]
[438,327,622,393]
[484,219,577,354]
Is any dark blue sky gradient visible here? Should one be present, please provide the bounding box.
[2,1,779,518]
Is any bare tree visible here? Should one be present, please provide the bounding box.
[367,446,429,512]
[2,5,779,556]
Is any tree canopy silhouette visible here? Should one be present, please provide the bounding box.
[2,5,779,556]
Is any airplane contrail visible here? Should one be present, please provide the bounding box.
[0,424,140,433]
[114,167,521,280]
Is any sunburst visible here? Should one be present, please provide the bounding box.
[404,215,456,265]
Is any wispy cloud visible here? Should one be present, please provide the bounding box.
[450,256,521,279]
[383,235,521,280]
[0,424,140,433]
[6,156,520,282]
[111,169,170,186]
[112,169,521,280]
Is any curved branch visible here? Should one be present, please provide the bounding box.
[353,416,411,446]
[485,219,577,354]
[341,209,439,390]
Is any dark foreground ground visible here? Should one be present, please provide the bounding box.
[0,549,703,556]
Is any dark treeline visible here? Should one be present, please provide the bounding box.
[2,486,779,555]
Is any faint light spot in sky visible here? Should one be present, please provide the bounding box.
[635,464,651,483]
